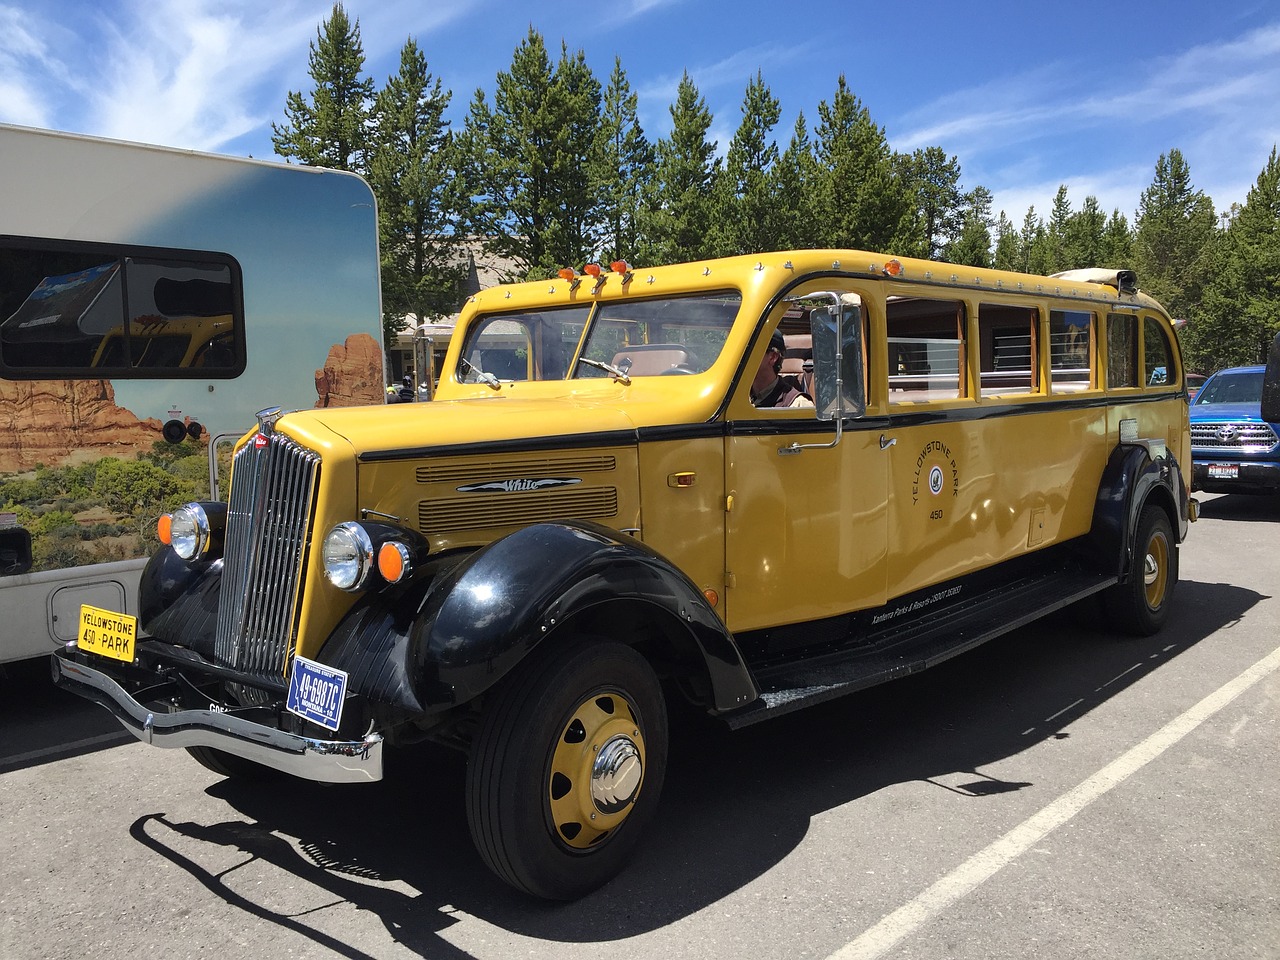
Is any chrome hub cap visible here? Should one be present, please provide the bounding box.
[591,734,643,813]
[548,693,646,849]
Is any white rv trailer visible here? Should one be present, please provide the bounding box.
[0,124,385,664]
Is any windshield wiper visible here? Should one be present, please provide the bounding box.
[575,357,632,385]
[461,358,501,390]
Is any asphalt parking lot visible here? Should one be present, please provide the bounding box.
[2,492,1276,960]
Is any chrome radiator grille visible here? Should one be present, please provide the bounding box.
[1191,421,1279,452]
[215,432,321,679]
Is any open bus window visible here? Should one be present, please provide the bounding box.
[1049,310,1095,392]
[887,297,966,402]
[0,238,243,378]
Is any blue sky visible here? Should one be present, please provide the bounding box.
[4,0,1279,232]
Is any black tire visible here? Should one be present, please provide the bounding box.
[466,638,668,900]
[1104,505,1177,636]
[186,745,280,781]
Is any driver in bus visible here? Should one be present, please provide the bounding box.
[751,329,813,408]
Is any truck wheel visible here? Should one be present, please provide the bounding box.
[466,638,668,900]
[186,745,278,780]
[1105,505,1177,636]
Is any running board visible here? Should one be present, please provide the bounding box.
[723,565,1117,729]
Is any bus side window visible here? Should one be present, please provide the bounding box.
[1049,309,1094,392]
[1143,316,1174,388]
[978,304,1038,397]
[1107,313,1139,389]
[887,297,966,403]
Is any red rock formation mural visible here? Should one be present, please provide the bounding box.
[0,379,162,473]
[315,333,386,408]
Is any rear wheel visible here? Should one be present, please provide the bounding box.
[1105,505,1177,636]
[466,638,667,900]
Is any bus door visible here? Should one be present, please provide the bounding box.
[723,293,887,638]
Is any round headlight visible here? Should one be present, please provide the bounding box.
[169,504,210,561]
[322,522,374,590]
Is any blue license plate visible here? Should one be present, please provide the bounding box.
[286,656,348,731]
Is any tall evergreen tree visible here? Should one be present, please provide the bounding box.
[1045,185,1072,271]
[1132,148,1217,325]
[593,58,653,265]
[368,38,467,349]
[647,72,721,264]
[900,146,964,260]
[1063,195,1107,270]
[272,3,374,171]
[811,76,916,253]
[947,186,993,268]
[1101,209,1134,267]
[456,29,602,279]
[770,112,820,250]
[711,71,782,257]
[1192,147,1280,369]
[992,211,1021,271]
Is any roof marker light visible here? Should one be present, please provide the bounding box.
[557,267,581,291]
[883,259,903,277]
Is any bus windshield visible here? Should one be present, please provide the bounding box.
[457,293,742,383]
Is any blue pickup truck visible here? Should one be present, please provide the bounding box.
[1189,365,1280,495]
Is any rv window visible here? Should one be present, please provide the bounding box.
[0,239,243,378]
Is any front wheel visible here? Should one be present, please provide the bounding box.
[1104,505,1177,636]
[466,638,668,900]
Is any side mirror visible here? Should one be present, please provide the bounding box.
[1262,331,1280,423]
[810,300,866,421]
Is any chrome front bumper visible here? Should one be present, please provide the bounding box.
[52,647,383,784]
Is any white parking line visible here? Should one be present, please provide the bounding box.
[0,732,129,769]
[827,643,1280,960]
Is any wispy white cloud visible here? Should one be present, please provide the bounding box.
[0,0,482,154]
[895,22,1280,216]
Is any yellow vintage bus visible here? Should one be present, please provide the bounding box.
[56,249,1196,900]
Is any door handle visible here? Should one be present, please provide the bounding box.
[880,434,896,450]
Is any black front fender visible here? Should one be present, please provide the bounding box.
[321,521,757,716]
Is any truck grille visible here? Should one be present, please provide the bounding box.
[1191,421,1279,452]
[215,432,321,680]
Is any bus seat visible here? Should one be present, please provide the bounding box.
[611,344,690,376]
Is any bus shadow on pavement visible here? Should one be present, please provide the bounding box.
[128,577,1264,956]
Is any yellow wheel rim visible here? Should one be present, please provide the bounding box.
[1143,528,1170,610]
[547,692,646,850]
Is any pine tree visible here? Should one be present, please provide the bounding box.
[712,71,782,257]
[456,29,602,279]
[1132,148,1217,325]
[271,3,374,171]
[900,146,964,260]
[811,76,915,253]
[368,38,468,348]
[992,212,1021,271]
[770,112,820,250]
[947,186,993,268]
[1192,147,1280,369]
[593,58,654,265]
[647,72,721,264]
[1063,195,1107,270]
[1101,210,1133,268]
